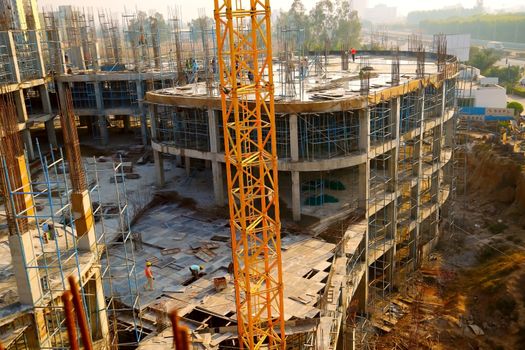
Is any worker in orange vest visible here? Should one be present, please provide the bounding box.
[351,47,357,62]
[145,261,154,291]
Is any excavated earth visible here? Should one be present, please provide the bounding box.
[375,139,525,350]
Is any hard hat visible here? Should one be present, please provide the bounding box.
[146,261,152,266]
[199,265,204,270]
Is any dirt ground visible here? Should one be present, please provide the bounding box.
[373,138,525,349]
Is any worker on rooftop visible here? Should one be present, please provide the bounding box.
[144,261,154,291]
[189,264,204,278]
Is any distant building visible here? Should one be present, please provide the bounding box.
[362,4,398,24]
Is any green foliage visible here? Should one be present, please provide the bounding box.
[513,85,525,97]
[274,0,360,51]
[467,47,503,71]
[507,101,524,116]
[483,65,522,91]
[420,13,525,43]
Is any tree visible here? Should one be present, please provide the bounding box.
[507,101,524,116]
[467,47,503,72]
[484,65,522,92]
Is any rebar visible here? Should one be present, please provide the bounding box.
[0,90,29,234]
[59,87,87,192]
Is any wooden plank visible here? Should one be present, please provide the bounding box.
[161,247,181,255]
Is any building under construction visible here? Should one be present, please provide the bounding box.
[0,1,461,349]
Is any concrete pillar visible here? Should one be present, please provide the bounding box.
[9,231,43,305]
[93,82,108,145]
[22,128,35,160]
[73,190,97,252]
[291,171,301,221]
[97,115,109,146]
[14,89,27,123]
[149,104,157,142]
[289,114,299,161]
[137,80,148,145]
[93,272,110,343]
[185,156,191,177]
[45,119,57,147]
[208,109,224,205]
[123,116,131,132]
[154,150,165,187]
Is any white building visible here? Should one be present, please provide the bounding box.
[474,78,507,109]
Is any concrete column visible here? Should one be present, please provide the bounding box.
[93,272,110,343]
[185,156,191,177]
[9,231,43,305]
[153,150,165,187]
[212,162,224,206]
[13,89,27,123]
[97,115,109,146]
[40,84,58,147]
[137,80,148,145]
[73,190,97,252]
[291,171,301,222]
[123,116,131,132]
[93,82,108,145]
[289,114,299,161]
[208,109,224,205]
[45,119,57,147]
[149,104,158,142]
[22,128,35,160]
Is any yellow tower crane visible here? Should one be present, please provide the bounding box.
[214,1,286,349]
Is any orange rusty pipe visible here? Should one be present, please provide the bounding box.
[68,276,93,350]
[170,309,184,350]
[178,326,190,350]
[61,290,79,350]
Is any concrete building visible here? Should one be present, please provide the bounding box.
[140,51,459,347]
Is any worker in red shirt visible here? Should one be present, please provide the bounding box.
[351,47,357,62]
[144,261,154,291]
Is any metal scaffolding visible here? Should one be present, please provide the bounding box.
[85,158,143,348]
[367,99,395,315]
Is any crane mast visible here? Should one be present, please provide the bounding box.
[214,0,286,349]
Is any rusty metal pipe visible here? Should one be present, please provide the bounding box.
[68,276,93,350]
[61,290,80,350]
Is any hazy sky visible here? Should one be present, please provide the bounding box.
[39,0,525,20]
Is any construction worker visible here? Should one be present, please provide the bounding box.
[351,47,357,62]
[144,261,154,291]
[189,264,204,278]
